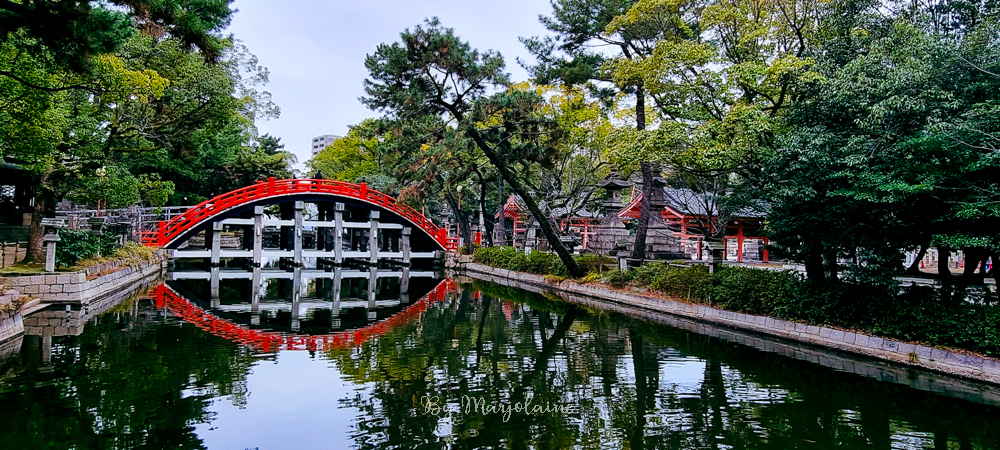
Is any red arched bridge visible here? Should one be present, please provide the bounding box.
[141,178,458,262]
[152,279,456,352]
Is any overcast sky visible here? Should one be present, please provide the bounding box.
[226,1,555,170]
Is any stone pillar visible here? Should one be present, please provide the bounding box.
[401,227,411,266]
[293,201,304,267]
[369,211,380,264]
[43,234,59,273]
[210,222,223,267]
[334,203,344,264]
[253,206,264,267]
[41,334,51,365]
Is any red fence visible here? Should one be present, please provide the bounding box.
[152,279,456,352]
[143,178,454,250]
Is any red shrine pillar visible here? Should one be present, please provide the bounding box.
[737,221,744,263]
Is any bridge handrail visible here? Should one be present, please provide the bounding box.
[144,178,452,249]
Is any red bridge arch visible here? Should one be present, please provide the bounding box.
[152,279,457,352]
[142,178,458,250]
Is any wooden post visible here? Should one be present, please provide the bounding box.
[293,201,304,267]
[331,266,342,329]
[737,221,744,263]
[402,227,411,266]
[291,266,301,332]
[401,265,410,303]
[210,221,223,267]
[334,203,344,264]
[251,265,261,326]
[369,211,380,264]
[210,265,220,308]
[763,237,770,263]
[252,206,264,267]
[367,266,377,321]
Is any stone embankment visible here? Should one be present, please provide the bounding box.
[0,250,168,343]
[0,288,24,343]
[3,251,167,304]
[458,261,1000,388]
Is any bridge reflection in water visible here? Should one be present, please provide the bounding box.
[160,266,454,352]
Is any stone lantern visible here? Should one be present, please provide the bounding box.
[597,167,630,223]
[41,218,64,272]
[704,239,725,274]
[593,168,633,257]
[88,217,106,236]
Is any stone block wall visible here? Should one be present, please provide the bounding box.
[0,288,23,342]
[22,268,160,339]
[2,250,167,305]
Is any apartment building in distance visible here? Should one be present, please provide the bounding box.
[310,134,341,158]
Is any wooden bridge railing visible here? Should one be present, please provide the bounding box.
[143,178,454,250]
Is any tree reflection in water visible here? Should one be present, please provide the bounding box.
[329,280,1000,450]
[0,298,256,449]
[0,278,998,449]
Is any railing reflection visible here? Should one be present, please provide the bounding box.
[154,269,456,352]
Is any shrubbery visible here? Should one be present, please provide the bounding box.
[709,266,799,314]
[471,247,1000,355]
[473,247,613,277]
[55,229,121,268]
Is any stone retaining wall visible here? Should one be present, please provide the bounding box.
[0,288,23,342]
[2,251,167,305]
[460,262,1000,386]
[23,269,161,339]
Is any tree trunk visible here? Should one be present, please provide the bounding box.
[804,240,826,282]
[466,130,584,277]
[494,170,506,247]
[631,161,654,262]
[26,194,48,264]
[26,173,55,264]
[937,246,952,287]
[437,174,472,251]
[904,242,929,275]
[630,84,652,263]
[629,328,648,450]
[825,252,839,280]
[961,247,985,282]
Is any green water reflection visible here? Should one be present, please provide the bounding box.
[1,278,998,449]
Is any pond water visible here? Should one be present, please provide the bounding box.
[1,269,999,449]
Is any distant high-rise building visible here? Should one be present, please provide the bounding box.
[310,134,341,157]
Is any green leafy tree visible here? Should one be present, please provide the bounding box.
[363,19,586,276]
[0,1,244,261]
[523,0,672,260]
